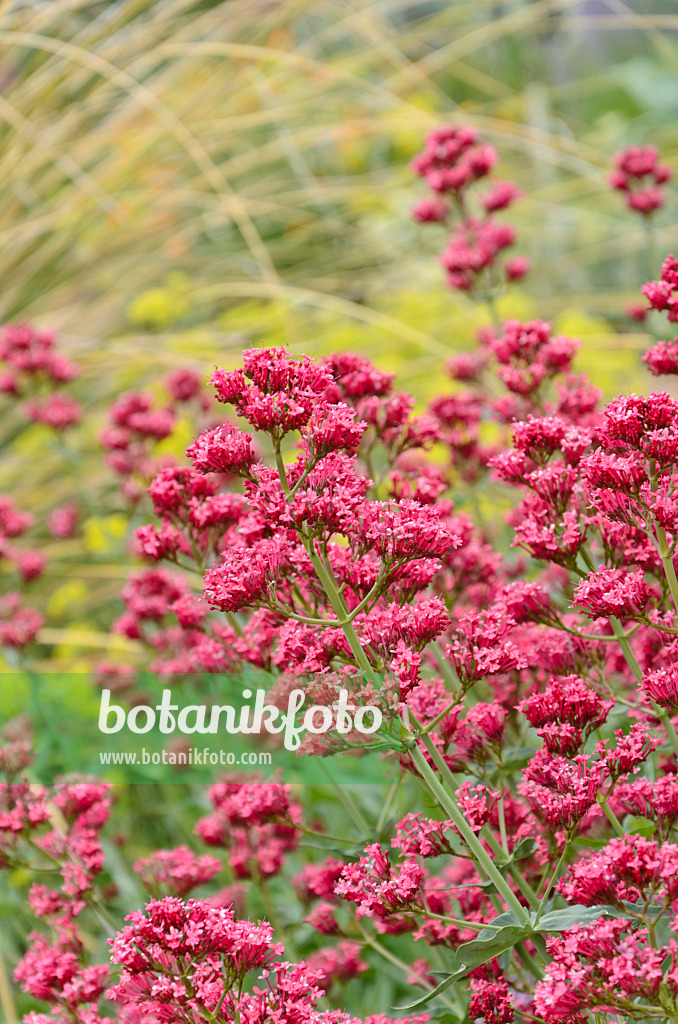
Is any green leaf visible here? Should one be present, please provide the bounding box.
[501,746,536,771]
[497,948,511,973]
[493,837,536,869]
[474,911,522,937]
[535,905,617,932]
[511,837,536,860]
[620,900,664,920]
[623,815,655,838]
[455,924,529,965]
[394,918,528,1011]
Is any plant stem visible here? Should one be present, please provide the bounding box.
[298,823,357,845]
[431,642,461,689]
[481,828,541,913]
[407,741,530,926]
[535,843,569,922]
[412,906,505,932]
[497,781,509,855]
[645,216,659,279]
[656,523,678,616]
[273,442,289,494]
[421,690,463,735]
[0,951,18,1024]
[407,720,542,914]
[515,940,544,981]
[609,616,643,682]
[610,616,678,757]
[271,440,374,673]
[304,541,372,674]
[598,797,625,838]
[317,768,371,836]
[376,782,399,833]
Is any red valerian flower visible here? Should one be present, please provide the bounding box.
[392,814,455,858]
[469,977,515,1024]
[557,833,678,908]
[610,145,671,216]
[534,917,670,1022]
[572,565,654,620]
[203,536,285,612]
[641,665,678,709]
[334,843,424,919]
[359,500,462,563]
[108,896,286,1019]
[25,394,82,430]
[134,846,221,896]
[411,125,527,292]
[644,338,678,376]
[519,675,613,756]
[15,935,108,1013]
[643,255,678,322]
[187,423,257,476]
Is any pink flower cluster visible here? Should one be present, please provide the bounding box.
[535,918,678,1022]
[5,775,113,1024]
[134,845,222,895]
[643,256,678,375]
[92,310,678,1022]
[195,779,302,879]
[610,145,671,216]
[0,495,47,649]
[100,390,177,502]
[411,124,529,291]
[0,323,82,430]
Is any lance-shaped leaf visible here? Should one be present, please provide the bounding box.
[534,904,619,931]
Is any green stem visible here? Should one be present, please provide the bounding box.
[271,441,372,671]
[225,611,243,638]
[304,540,372,674]
[610,617,642,681]
[407,741,530,926]
[252,866,287,943]
[482,828,541,913]
[477,285,502,332]
[0,950,18,1024]
[598,797,625,838]
[421,690,463,735]
[497,780,508,855]
[610,616,678,757]
[376,782,399,833]
[298,823,357,845]
[317,767,371,836]
[431,642,461,690]
[412,906,506,932]
[273,443,289,494]
[645,216,659,280]
[656,523,678,616]
[407,722,542,914]
[535,843,569,923]
[515,940,544,981]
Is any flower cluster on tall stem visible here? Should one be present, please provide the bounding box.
[411,125,529,296]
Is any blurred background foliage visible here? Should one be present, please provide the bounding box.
[1,0,678,670]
